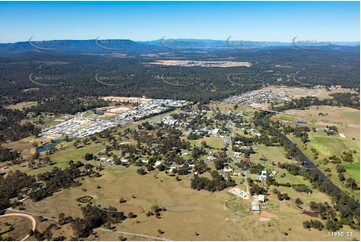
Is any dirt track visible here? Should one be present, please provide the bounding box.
[0,213,36,241]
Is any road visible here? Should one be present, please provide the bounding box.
[96,228,172,241]
[0,212,37,241]
[225,122,250,195]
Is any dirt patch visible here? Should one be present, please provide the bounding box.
[103,106,131,117]
[259,211,278,222]
[102,96,152,104]
[302,211,318,218]
[261,211,278,218]
[259,217,272,222]
[146,60,252,68]
[264,86,356,100]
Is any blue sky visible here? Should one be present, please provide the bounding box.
[0,1,359,43]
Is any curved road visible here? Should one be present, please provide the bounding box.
[0,213,36,241]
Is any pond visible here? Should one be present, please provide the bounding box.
[36,139,64,153]
[77,196,94,203]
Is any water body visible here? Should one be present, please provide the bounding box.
[297,121,307,125]
[36,139,64,153]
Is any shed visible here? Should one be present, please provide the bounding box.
[258,194,265,203]
[251,202,260,211]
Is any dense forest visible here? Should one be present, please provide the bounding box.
[0,46,359,107]
[0,46,359,145]
[0,106,40,142]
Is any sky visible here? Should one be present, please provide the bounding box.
[0,1,359,43]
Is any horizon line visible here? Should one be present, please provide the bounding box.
[1,38,360,45]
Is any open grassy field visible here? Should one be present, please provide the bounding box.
[209,103,256,113]
[276,106,360,140]
[0,216,33,240]
[279,114,295,121]
[189,136,225,149]
[311,136,348,157]
[21,164,359,241]
[292,136,359,200]
[274,106,360,186]
[344,162,360,183]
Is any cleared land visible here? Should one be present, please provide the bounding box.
[147,60,252,68]
[5,101,37,110]
[262,86,357,100]
[101,96,152,104]
[22,165,359,241]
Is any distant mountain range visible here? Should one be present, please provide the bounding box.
[0,38,359,55]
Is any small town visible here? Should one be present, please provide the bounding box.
[40,99,192,138]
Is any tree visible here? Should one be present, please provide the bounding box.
[295,198,303,207]
[338,173,345,182]
[33,151,40,159]
[303,221,311,229]
[64,135,70,142]
[325,220,341,232]
[345,177,357,189]
[137,168,146,175]
[84,153,94,161]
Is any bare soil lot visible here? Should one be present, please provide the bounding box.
[146,60,252,68]
[102,96,152,104]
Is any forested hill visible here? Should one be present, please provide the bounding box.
[0,42,359,105]
[0,39,359,55]
[0,39,163,55]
